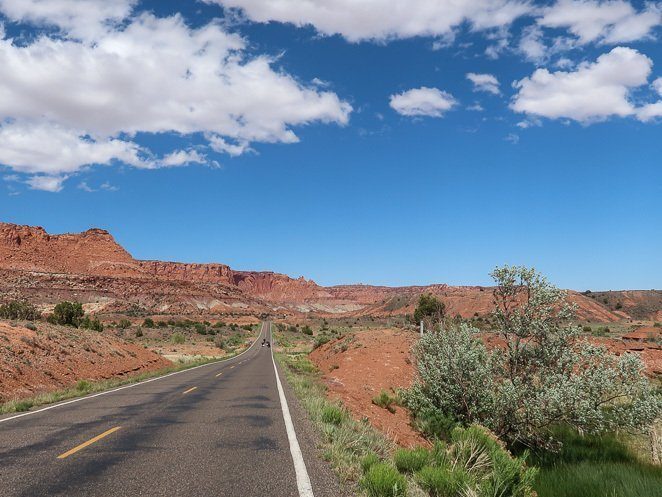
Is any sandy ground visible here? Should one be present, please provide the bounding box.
[0,320,171,402]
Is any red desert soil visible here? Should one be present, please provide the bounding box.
[309,328,428,448]
[0,321,171,403]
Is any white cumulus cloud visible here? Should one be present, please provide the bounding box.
[539,0,661,44]
[389,87,457,117]
[467,73,501,95]
[0,0,137,40]
[512,46,656,123]
[0,12,351,190]
[206,0,533,42]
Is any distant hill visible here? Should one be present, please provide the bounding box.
[1,222,655,322]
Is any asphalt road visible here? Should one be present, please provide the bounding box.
[0,322,347,496]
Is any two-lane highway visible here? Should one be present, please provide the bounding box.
[0,322,344,496]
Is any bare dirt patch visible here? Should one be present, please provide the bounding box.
[309,328,427,448]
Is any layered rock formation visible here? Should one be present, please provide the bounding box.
[0,222,653,321]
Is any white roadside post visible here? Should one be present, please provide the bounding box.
[420,320,424,337]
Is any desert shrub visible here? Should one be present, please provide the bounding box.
[135,328,143,338]
[171,332,185,344]
[302,325,313,336]
[194,323,207,335]
[592,325,610,336]
[50,301,84,327]
[0,300,40,320]
[412,409,458,441]
[118,319,131,330]
[404,266,662,449]
[372,390,397,413]
[654,322,661,328]
[394,447,430,474]
[25,322,37,331]
[213,321,225,328]
[143,318,155,328]
[321,405,345,426]
[413,294,446,328]
[313,334,331,349]
[361,463,407,497]
[79,315,103,332]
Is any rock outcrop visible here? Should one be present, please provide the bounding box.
[0,222,651,321]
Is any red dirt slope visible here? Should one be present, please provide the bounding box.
[310,328,428,447]
[0,321,171,402]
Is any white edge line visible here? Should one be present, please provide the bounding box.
[0,322,265,425]
[270,322,315,497]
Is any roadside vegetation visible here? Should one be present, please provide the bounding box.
[277,350,539,496]
[403,266,662,497]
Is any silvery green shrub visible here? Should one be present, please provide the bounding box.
[405,266,661,448]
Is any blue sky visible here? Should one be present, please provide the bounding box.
[0,0,660,290]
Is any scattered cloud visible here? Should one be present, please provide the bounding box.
[0,0,137,40]
[512,47,656,123]
[77,181,95,192]
[100,181,119,192]
[467,102,485,111]
[160,150,207,168]
[27,175,67,192]
[389,87,457,117]
[505,133,520,143]
[467,73,501,95]
[519,24,547,63]
[0,12,351,190]
[206,0,533,42]
[539,0,661,44]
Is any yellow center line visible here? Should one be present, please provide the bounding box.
[182,386,197,395]
[229,365,235,369]
[57,426,121,459]
[215,372,223,377]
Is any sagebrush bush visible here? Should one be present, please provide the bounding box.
[361,463,407,497]
[404,266,662,449]
[79,315,103,332]
[171,332,185,344]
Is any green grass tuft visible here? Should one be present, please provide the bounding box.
[535,462,662,497]
[361,463,407,497]
[321,405,345,426]
[393,447,430,474]
[372,390,397,413]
